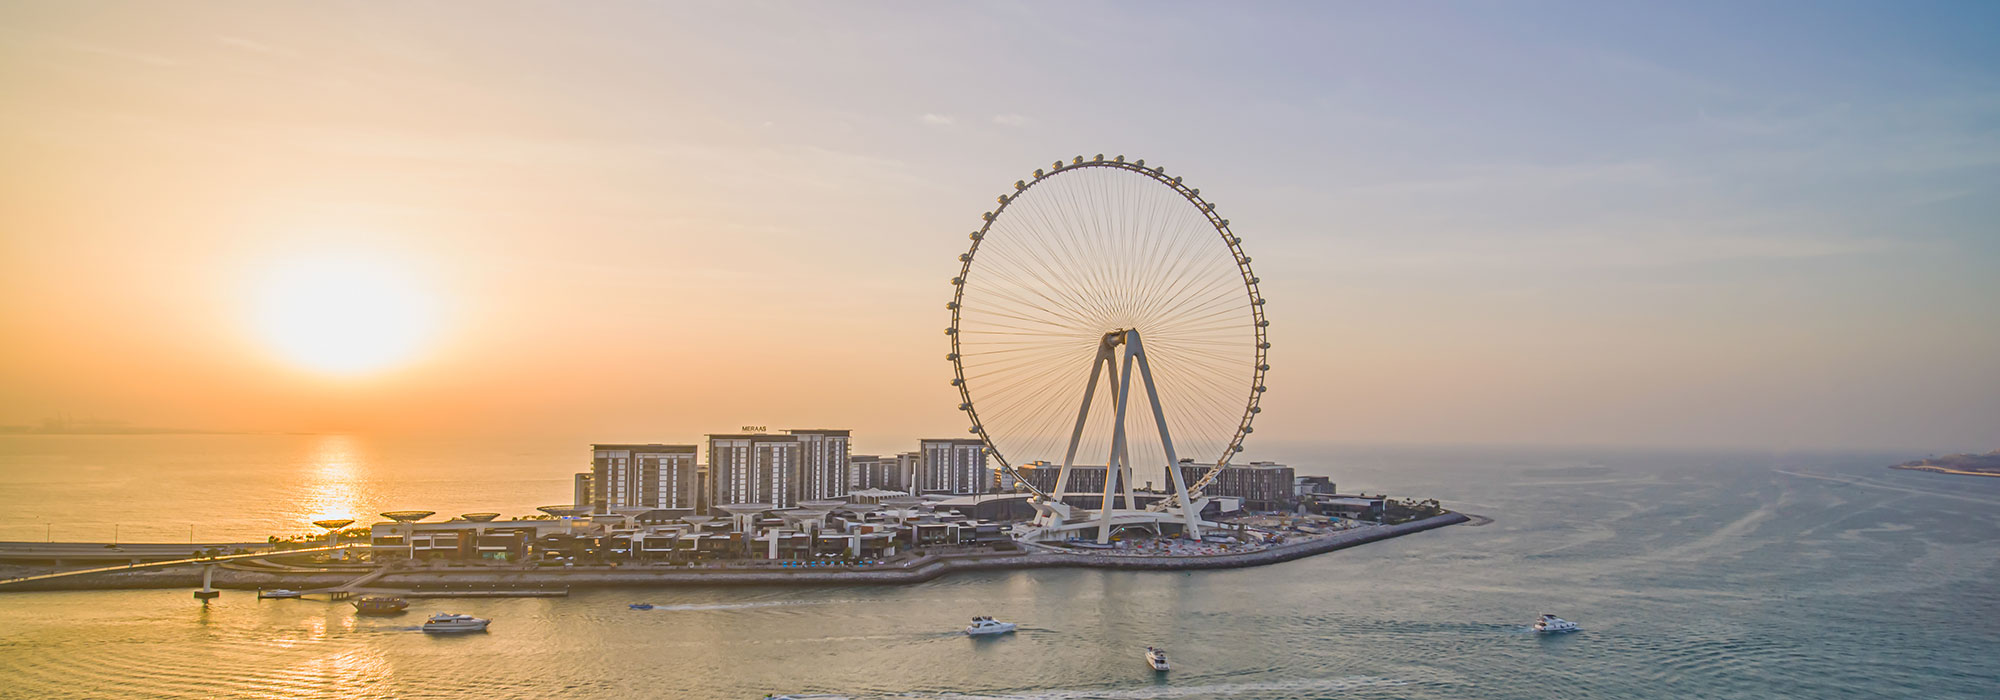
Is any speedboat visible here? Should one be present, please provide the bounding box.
[629,603,654,610]
[421,613,491,633]
[1533,613,1579,633]
[1145,647,1170,671]
[258,589,302,599]
[352,596,409,615]
[964,616,1016,636]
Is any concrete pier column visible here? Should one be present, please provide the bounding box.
[193,563,220,602]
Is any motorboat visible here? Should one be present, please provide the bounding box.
[422,613,491,633]
[351,596,409,615]
[1533,613,1579,634]
[258,589,303,599]
[964,616,1016,636]
[1145,646,1170,671]
[629,603,654,610]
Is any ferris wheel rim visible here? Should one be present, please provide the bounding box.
[946,155,1269,504]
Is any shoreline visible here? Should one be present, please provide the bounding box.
[1890,464,2000,478]
[0,513,1468,592]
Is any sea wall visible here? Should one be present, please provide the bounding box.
[1,513,1468,592]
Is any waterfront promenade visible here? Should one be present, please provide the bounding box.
[0,513,1467,592]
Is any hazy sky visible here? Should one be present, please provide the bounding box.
[2,2,1995,453]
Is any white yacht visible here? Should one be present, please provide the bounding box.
[964,616,1016,636]
[1145,647,1170,671]
[421,613,491,633]
[1533,613,1579,634]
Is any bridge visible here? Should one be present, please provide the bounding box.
[0,544,363,590]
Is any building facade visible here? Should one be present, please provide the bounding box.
[573,472,595,510]
[707,433,803,510]
[895,451,923,493]
[919,438,988,495]
[1171,461,1296,511]
[788,429,852,501]
[591,444,698,513]
[851,454,901,491]
[1014,461,1298,512]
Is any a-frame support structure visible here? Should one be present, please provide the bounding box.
[1043,329,1204,543]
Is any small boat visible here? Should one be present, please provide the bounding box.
[258,589,303,599]
[964,616,1016,636]
[1533,613,1580,633]
[422,612,490,633]
[1145,646,1170,671]
[352,596,409,615]
[629,603,654,610]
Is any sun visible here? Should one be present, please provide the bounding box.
[253,255,436,375]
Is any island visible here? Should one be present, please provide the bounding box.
[1890,450,2000,478]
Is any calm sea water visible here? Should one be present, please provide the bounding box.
[1,436,1997,699]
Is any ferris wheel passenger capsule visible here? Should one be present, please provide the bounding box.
[951,277,964,285]
[1072,156,1083,164]
[1134,159,1145,167]
[1093,154,1103,162]
[1114,155,1125,162]
[1034,169,1045,177]
[1015,181,1026,190]
[945,327,956,335]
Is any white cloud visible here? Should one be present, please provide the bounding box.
[991,113,1030,127]
[920,113,954,126]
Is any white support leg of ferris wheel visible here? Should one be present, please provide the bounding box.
[1097,334,1141,543]
[1130,331,1203,539]
[1052,339,1117,503]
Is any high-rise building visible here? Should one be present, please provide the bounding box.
[573,472,595,510]
[591,444,698,513]
[707,433,803,510]
[787,429,852,501]
[851,454,901,491]
[919,438,988,495]
[895,451,923,492]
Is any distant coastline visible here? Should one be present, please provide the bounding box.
[1889,450,2000,478]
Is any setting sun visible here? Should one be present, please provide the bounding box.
[252,255,436,375]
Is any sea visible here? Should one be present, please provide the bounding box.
[0,434,1996,699]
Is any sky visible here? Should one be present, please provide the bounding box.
[0,1,1995,454]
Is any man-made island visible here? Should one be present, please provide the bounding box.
[0,501,1467,594]
[1890,450,2000,478]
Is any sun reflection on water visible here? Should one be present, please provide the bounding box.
[295,435,368,532]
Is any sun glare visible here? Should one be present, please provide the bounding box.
[253,255,436,375]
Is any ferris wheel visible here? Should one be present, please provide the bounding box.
[947,154,1268,540]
